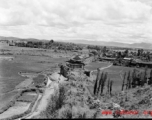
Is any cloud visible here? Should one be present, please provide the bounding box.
[0,0,152,43]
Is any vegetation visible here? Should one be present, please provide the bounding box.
[93,69,111,96]
[121,72,126,91]
[17,94,37,103]
[44,84,67,118]
[14,40,83,51]
[33,74,47,88]
[122,67,152,91]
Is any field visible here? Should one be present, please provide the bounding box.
[33,74,46,87]
[0,44,71,111]
[85,62,111,71]
[17,92,37,103]
[90,65,152,93]
[0,102,31,119]
[0,91,18,109]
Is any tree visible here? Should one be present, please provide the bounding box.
[137,49,140,56]
[49,39,54,44]
[100,72,107,95]
[97,72,104,95]
[137,49,143,56]
[128,71,132,89]
[148,69,152,85]
[91,50,98,61]
[126,71,131,90]
[107,78,110,94]
[102,46,107,56]
[122,72,126,91]
[131,69,136,88]
[93,68,101,95]
[147,52,151,61]
[110,80,113,95]
[143,66,148,84]
[124,49,129,57]
[140,72,145,87]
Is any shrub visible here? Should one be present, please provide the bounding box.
[45,84,66,118]
[57,105,72,119]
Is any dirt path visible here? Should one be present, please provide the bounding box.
[99,64,113,71]
[91,64,113,73]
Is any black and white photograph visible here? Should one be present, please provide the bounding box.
[0,0,152,119]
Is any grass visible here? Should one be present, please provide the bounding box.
[17,94,37,103]
[87,86,94,97]
[0,45,69,112]
[91,65,152,93]
[90,65,124,93]
[85,62,111,71]
[44,84,67,118]
[57,105,72,119]
[33,74,46,87]
[0,91,18,112]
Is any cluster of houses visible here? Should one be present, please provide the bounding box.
[63,49,152,72]
[99,56,152,68]
[66,55,85,69]
[98,49,152,68]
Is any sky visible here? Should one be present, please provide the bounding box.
[0,0,152,44]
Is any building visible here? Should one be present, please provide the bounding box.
[131,60,152,68]
[66,55,85,69]
[99,57,116,62]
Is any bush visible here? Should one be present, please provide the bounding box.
[58,105,72,119]
[45,84,66,118]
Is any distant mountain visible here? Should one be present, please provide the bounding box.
[0,36,20,41]
[0,36,45,42]
[129,42,152,49]
[64,40,152,49]
[0,36,152,49]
